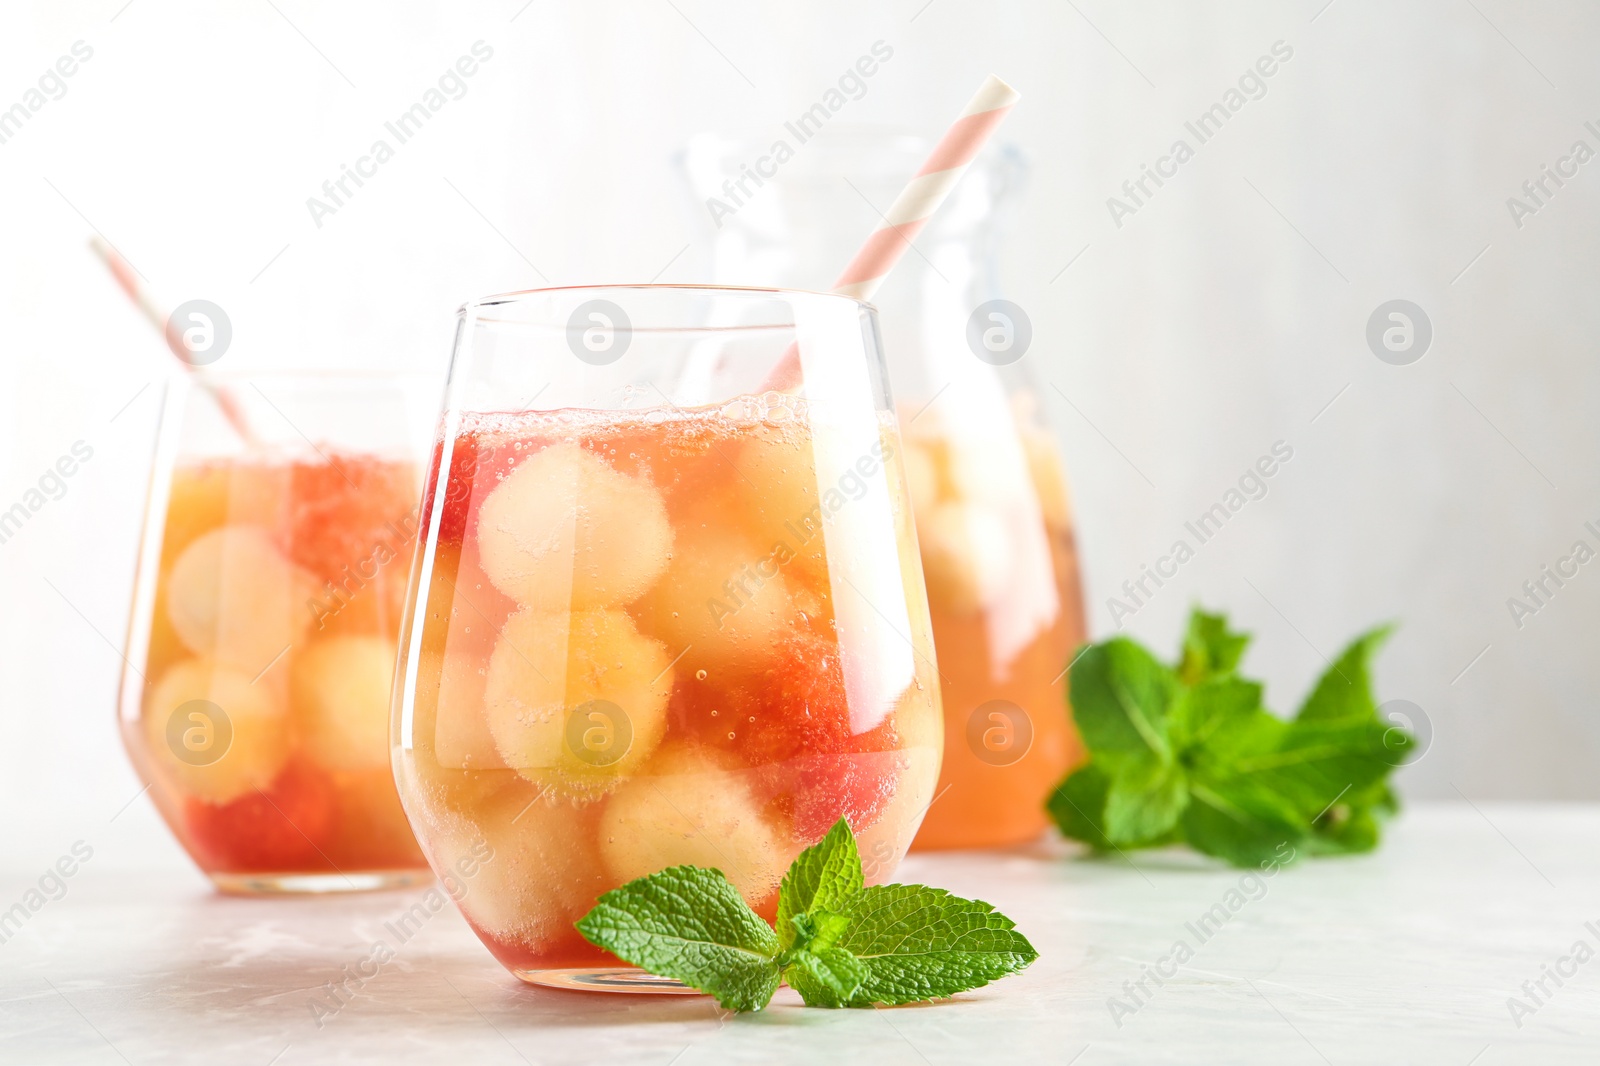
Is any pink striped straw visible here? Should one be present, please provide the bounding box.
[832,74,1020,300]
[88,237,259,445]
[763,74,1020,390]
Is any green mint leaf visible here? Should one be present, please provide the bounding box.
[1307,799,1382,854]
[1046,762,1114,849]
[1070,637,1178,761]
[1182,780,1305,868]
[1371,781,1402,819]
[1184,704,1285,789]
[1309,777,1402,854]
[1248,718,1398,813]
[1171,676,1269,756]
[830,884,1038,1006]
[1103,757,1187,845]
[784,943,869,1008]
[1048,761,1183,851]
[1178,608,1251,685]
[1295,625,1393,723]
[575,865,780,1012]
[785,909,851,957]
[776,818,863,951]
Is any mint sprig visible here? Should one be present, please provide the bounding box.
[1048,607,1412,868]
[573,865,782,1011]
[575,819,1037,1011]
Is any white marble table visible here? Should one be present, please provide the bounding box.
[2,803,1595,1064]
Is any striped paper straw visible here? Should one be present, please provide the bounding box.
[762,75,1019,391]
[89,237,259,445]
[831,74,1020,301]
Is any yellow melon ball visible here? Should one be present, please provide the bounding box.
[143,588,188,682]
[159,462,288,566]
[901,427,953,488]
[165,526,320,674]
[393,745,519,828]
[143,658,289,803]
[941,426,1031,508]
[1022,429,1073,529]
[414,542,513,670]
[898,438,942,521]
[483,608,672,796]
[290,635,398,772]
[429,648,504,771]
[855,745,941,884]
[476,442,673,609]
[430,781,609,949]
[632,523,793,679]
[736,429,827,584]
[597,742,788,904]
[917,502,1014,616]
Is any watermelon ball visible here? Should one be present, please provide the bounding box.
[422,429,524,548]
[285,455,420,585]
[424,432,482,548]
[784,750,905,844]
[184,759,338,873]
[673,632,901,842]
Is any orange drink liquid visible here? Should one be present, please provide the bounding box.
[395,399,941,979]
[124,452,430,891]
[902,399,1088,850]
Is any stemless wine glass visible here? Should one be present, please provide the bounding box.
[391,284,942,991]
[119,371,435,893]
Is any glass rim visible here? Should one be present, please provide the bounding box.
[457,282,875,320]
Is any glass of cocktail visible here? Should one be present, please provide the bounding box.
[120,372,434,893]
[391,284,942,991]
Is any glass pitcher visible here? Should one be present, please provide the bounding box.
[682,129,1088,849]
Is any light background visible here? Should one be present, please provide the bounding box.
[2,0,1596,855]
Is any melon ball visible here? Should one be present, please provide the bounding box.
[597,742,787,904]
[312,559,410,640]
[483,608,673,796]
[942,427,1028,508]
[394,744,519,828]
[290,635,397,772]
[899,438,942,519]
[416,542,514,669]
[165,526,320,674]
[144,590,188,682]
[143,658,289,804]
[736,429,827,585]
[446,540,516,641]
[434,782,609,950]
[1022,430,1072,529]
[916,502,1014,616]
[475,442,672,609]
[429,648,504,771]
[854,745,941,884]
[633,524,793,678]
[160,462,288,565]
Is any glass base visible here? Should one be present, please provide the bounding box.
[208,869,433,895]
[514,968,701,994]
